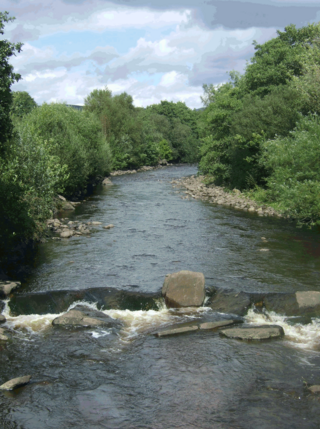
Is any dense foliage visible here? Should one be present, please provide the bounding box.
[198,22,320,225]
[0,12,22,155]
[84,90,200,169]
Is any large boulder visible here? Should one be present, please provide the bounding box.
[209,289,251,316]
[220,325,284,341]
[162,271,205,308]
[0,315,6,324]
[52,305,123,329]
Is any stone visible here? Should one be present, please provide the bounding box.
[60,230,74,238]
[209,290,251,316]
[296,291,320,309]
[259,248,269,252]
[103,224,114,229]
[155,325,198,337]
[52,305,123,329]
[57,195,66,202]
[0,281,21,298]
[0,334,8,341]
[248,207,256,213]
[309,385,320,394]
[162,271,205,308]
[60,201,75,211]
[0,315,6,324]
[263,292,320,317]
[0,375,31,391]
[102,177,113,186]
[91,221,102,225]
[220,325,284,341]
[199,319,239,330]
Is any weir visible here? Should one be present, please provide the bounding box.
[1,165,320,429]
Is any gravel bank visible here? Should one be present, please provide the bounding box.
[171,175,282,218]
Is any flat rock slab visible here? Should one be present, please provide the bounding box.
[155,325,199,337]
[309,385,320,394]
[220,325,284,341]
[0,375,31,391]
[199,319,240,330]
[162,270,205,308]
[0,281,21,298]
[52,305,123,329]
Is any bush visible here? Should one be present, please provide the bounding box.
[259,114,320,225]
[0,130,68,256]
[19,103,112,196]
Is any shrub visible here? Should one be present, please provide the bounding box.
[19,103,112,196]
[260,114,320,225]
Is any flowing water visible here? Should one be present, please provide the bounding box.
[1,165,320,429]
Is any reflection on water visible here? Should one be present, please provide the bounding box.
[1,165,320,429]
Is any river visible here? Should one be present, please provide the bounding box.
[1,165,320,429]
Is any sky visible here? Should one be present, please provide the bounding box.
[2,0,320,109]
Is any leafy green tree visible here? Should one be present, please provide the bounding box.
[20,103,112,196]
[244,23,320,97]
[11,91,37,119]
[146,100,200,162]
[158,139,173,161]
[259,114,320,226]
[0,11,23,154]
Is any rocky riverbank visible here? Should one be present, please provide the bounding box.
[171,175,282,218]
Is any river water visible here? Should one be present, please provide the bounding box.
[1,165,320,429]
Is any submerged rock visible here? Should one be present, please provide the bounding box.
[199,319,240,330]
[209,289,251,316]
[264,291,320,317]
[162,270,205,308]
[0,375,31,390]
[155,325,198,337]
[103,224,114,229]
[220,325,284,341]
[52,305,123,329]
[0,281,21,298]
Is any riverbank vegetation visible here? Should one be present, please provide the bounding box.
[198,22,320,227]
[0,11,200,266]
[1,11,320,270]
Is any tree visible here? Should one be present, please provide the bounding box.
[0,11,23,153]
[11,91,37,119]
[244,23,320,97]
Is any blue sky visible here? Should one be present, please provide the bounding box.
[2,0,320,108]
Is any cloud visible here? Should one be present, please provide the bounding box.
[11,43,118,75]
[103,25,276,85]
[5,0,320,109]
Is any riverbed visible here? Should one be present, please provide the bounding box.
[1,165,320,429]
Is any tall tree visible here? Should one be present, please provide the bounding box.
[0,11,23,154]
